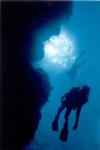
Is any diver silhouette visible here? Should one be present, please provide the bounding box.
[52,85,90,141]
[67,50,86,80]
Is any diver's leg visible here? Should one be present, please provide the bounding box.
[55,104,65,120]
[60,108,71,141]
[64,107,72,124]
[52,104,65,132]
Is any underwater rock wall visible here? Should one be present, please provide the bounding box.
[1,2,72,150]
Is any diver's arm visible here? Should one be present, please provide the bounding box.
[61,93,68,103]
[73,106,81,130]
[61,96,65,102]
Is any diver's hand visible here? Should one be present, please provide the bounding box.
[73,124,78,130]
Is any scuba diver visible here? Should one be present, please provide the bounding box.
[67,50,86,81]
[52,85,90,141]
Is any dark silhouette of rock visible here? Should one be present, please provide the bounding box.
[1,1,73,149]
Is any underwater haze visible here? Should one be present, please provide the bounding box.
[24,1,100,150]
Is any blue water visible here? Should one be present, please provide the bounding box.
[25,2,100,150]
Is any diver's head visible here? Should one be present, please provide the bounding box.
[80,85,90,96]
